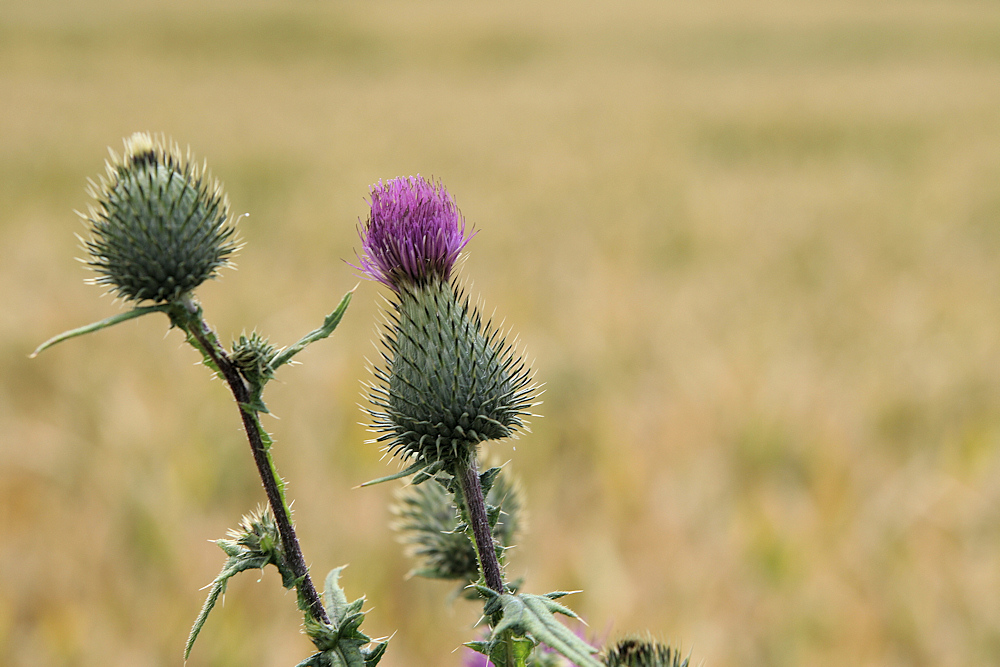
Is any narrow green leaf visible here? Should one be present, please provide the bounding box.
[271,290,353,371]
[358,459,431,487]
[31,304,171,357]
[363,640,388,667]
[294,652,325,667]
[543,591,580,601]
[479,467,502,495]
[410,459,447,485]
[185,552,272,659]
[465,641,491,656]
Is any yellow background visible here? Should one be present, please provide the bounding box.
[3,1,1000,666]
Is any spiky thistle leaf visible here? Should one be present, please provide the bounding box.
[469,589,602,667]
[186,507,293,660]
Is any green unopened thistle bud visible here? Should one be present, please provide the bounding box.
[224,506,284,560]
[231,331,279,386]
[82,132,240,303]
[603,639,689,667]
[356,176,538,472]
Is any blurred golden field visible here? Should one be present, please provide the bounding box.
[4,1,1000,665]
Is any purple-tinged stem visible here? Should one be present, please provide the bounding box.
[179,301,330,627]
[456,453,505,595]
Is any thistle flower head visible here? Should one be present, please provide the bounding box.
[366,280,538,469]
[360,176,538,473]
[356,175,470,291]
[82,132,240,303]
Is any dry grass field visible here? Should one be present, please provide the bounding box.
[4,1,1000,665]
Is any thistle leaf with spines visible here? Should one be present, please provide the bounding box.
[271,290,353,371]
[296,566,387,667]
[468,589,601,667]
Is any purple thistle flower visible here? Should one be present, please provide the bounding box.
[355,175,471,290]
[359,175,537,472]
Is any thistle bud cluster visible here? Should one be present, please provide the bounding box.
[231,331,280,387]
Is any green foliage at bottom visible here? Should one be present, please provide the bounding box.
[467,589,602,667]
[296,567,387,667]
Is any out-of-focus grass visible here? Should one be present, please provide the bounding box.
[4,1,1000,666]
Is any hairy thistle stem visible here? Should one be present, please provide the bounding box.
[178,298,330,626]
[455,452,505,595]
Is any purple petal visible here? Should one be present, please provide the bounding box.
[355,175,471,290]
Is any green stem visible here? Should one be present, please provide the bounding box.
[175,297,330,626]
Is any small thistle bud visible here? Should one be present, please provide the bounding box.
[231,331,279,386]
[603,639,689,667]
[82,132,240,303]
[225,506,284,558]
[357,176,538,471]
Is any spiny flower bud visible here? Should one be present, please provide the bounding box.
[357,176,538,470]
[231,331,279,386]
[222,506,283,561]
[82,132,240,303]
[603,639,689,667]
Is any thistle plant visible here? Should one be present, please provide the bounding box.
[34,136,691,667]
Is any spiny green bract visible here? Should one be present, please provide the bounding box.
[603,638,690,667]
[366,280,537,469]
[391,469,523,581]
[82,132,240,303]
